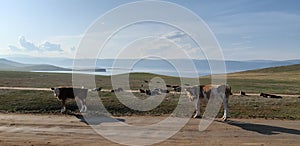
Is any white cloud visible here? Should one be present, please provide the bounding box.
[6,35,78,58]
[161,31,186,40]
[18,36,40,51]
[39,41,63,52]
[8,35,77,56]
[9,36,65,52]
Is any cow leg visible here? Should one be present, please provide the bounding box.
[193,97,201,118]
[79,98,87,113]
[79,99,84,112]
[82,98,87,112]
[221,95,229,121]
[61,100,66,113]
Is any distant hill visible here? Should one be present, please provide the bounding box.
[238,64,300,73]
[224,64,300,95]
[224,59,300,73]
[6,57,300,69]
[0,58,27,68]
[17,64,72,71]
[1,57,299,75]
[0,58,70,71]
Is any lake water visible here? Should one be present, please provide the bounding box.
[33,59,246,77]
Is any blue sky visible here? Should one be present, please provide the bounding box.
[0,0,299,60]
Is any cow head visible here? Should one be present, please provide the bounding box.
[184,86,198,101]
[51,88,60,97]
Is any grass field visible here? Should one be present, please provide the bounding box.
[224,64,300,94]
[0,64,299,119]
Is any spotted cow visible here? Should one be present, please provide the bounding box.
[184,84,232,121]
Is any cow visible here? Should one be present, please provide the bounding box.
[269,94,282,98]
[166,84,172,87]
[51,87,88,113]
[166,85,181,92]
[171,85,181,92]
[145,89,159,96]
[161,89,170,93]
[260,93,270,98]
[145,89,152,95]
[142,88,169,96]
[93,87,102,92]
[111,87,123,92]
[184,84,232,121]
[139,88,146,93]
[240,90,247,96]
[260,93,282,98]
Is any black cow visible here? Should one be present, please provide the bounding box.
[139,88,146,93]
[260,93,282,98]
[173,86,181,92]
[111,87,123,92]
[260,93,270,98]
[51,87,88,113]
[240,91,247,96]
[269,94,282,98]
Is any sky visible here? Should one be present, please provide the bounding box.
[0,0,299,61]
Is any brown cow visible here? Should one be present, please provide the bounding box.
[51,87,88,113]
[184,84,232,121]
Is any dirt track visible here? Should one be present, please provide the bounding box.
[0,113,299,146]
[0,86,299,98]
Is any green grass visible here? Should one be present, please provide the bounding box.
[224,64,300,94]
[0,90,62,113]
[0,64,299,119]
[229,95,300,120]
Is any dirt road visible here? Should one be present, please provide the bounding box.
[0,113,299,146]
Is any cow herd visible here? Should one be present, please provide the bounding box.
[51,81,292,121]
[50,82,233,121]
[51,80,294,121]
[239,90,283,98]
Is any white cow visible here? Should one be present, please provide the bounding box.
[184,84,232,121]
